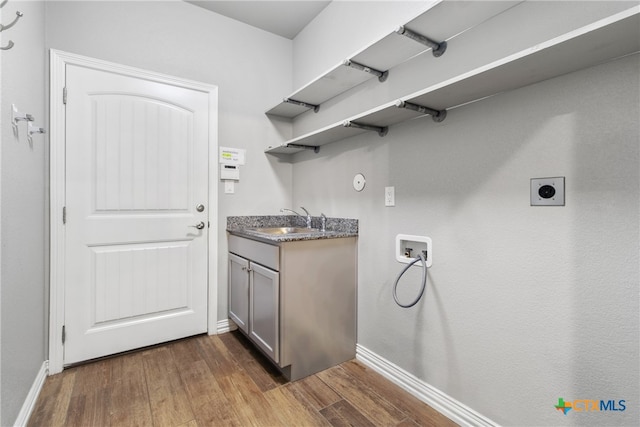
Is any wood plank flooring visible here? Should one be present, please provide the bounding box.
[28,331,458,427]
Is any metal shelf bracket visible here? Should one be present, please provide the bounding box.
[396,100,447,122]
[395,25,447,57]
[287,143,320,153]
[343,120,388,137]
[342,59,389,82]
[283,98,320,113]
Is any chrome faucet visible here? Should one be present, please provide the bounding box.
[280,207,312,228]
[320,213,327,232]
[280,208,301,216]
[300,207,312,228]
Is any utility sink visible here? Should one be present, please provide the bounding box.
[249,227,321,235]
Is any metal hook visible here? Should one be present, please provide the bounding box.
[27,121,46,145]
[0,0,8,9]
[0,40,13,50]
[11,104,34,126]
[0,11,23,32]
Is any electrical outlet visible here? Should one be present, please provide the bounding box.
[385,186,395,206]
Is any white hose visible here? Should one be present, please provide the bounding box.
[393,253,427,308]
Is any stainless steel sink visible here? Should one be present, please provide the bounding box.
[249,227,321,235]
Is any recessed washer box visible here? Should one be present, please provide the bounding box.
[531,177,565,206]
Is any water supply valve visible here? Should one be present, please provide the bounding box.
[396,234,432,267]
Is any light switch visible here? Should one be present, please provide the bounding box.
[224,180,235,194]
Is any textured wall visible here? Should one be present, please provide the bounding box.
[45,0,294,319]
[289,1,639,425]
[0,1,47,424]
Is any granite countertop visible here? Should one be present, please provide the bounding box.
[227,215,358,243]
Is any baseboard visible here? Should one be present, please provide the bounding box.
[216,318,237,334]
[14,360,48,427]
[356,344,498,427]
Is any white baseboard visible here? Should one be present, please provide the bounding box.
[356,344,498,427]
[216,318,237,334]
[14,360,48,427]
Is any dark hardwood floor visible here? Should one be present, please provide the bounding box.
[27,331,458,426]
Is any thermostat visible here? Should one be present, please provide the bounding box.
[221,164,240,181]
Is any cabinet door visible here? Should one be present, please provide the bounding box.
[228,253,249,333]
[249,262,280,363]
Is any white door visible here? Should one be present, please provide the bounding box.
[63,64,210,365]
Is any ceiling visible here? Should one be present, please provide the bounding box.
[186,1,332,39]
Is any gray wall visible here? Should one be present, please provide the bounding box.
[289,1,639,425]
[44,0,294,322]
[0,1,47,424]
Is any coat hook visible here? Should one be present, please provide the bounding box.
[0,11,23,32]
[27,121,46,145]
[11,104,34,126]
[0,40,14,50]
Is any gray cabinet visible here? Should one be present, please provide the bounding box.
[228,233,357,381]
[248,262,279,362]
[228,253,249,333]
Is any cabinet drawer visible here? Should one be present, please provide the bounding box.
[228,234,279,271]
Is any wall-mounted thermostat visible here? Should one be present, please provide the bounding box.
[531,177,565,206]
[221,164,240,181]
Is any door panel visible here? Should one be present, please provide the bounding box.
[92,95,191,212]
[249,263,279,362]
[64,64,209,365]
[228,253,249,333]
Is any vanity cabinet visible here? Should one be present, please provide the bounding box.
[228,233,357,381]
[228,237,280,362]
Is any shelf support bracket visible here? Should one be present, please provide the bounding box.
[286,143,320,153]
[395,26,447,57]
[342,60,389,82]
[396,100,447,122]
[283,98,320,113]
[343,120,388,137]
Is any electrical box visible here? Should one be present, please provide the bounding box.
[531,177,565,206]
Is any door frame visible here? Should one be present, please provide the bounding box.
[48,49,219,374]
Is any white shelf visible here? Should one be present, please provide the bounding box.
[266,7,640,155]
[265,0,522,119]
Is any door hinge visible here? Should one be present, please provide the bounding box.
[63,87,67,105]
[62,325,66,344]
[62,206,66,224]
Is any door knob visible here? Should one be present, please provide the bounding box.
[190,222,205,230]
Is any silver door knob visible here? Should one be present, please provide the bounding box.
[190,222,205,230]
[196,204,205,212]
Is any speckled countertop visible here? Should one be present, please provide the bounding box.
[227,215,358,243]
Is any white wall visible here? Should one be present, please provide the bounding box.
[290,1,639,425]
[45,0,294,317]
[0,1,47,424]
